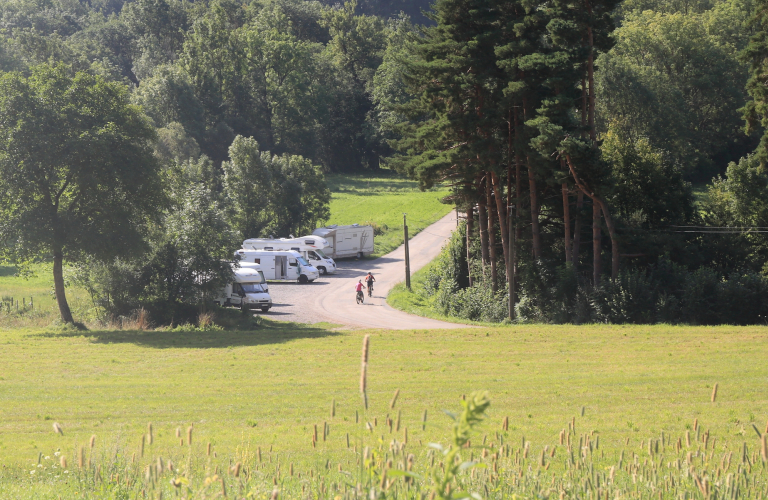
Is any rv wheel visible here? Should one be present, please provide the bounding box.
[261,306,270,312]
[318,267,327,275]
[298,274,308,284]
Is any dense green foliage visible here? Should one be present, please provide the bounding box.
[0,65,164,323]
[375,0,768,324]
[2,0,768,324]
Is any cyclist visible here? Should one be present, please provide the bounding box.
[355,280,364,303]
[365,272,375,297]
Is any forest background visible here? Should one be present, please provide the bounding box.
[1,0,768,325]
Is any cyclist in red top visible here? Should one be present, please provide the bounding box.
[355,280,364,303]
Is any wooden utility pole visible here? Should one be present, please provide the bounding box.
[403,213,411,290]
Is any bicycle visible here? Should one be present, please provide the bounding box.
[356,290,364,304]
[367,283,373,297]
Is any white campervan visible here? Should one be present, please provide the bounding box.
[234,249,320,283]
[313,224,374,259]
[215,264,272,312]
[242,236,337,275]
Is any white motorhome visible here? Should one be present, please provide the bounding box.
[313,224,374,259]
[234,249,320,283]
[242,236,337,275]
[215,264,272,312]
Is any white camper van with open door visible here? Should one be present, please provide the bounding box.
[215,264,272,311]
[241,236,337,275]
[234,250,320,283]
[312,224,374,259]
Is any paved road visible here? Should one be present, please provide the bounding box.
[263,211,468,329]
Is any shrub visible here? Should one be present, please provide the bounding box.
[592,270,657,324]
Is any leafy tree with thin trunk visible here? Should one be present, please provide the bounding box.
[0,64,164,324]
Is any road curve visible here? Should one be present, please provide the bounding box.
[264,210,469,329]
[314,210,468,329]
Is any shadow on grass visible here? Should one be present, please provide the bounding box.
[32,318,341,349]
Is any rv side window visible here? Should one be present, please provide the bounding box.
[305,240,314,245]
[253,258,260,264]
[264,247,273,251]
[288,258,297,266]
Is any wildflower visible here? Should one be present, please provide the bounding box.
[54,451,60,457]
[44,456,50,460]
[63,470,69,474]
[37,464,42,468]
[30,470,35,475]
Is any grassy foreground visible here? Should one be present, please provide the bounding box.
[1,321,767,497]
[326,172,452,257]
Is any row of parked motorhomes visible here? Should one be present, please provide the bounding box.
[214,224,374,311]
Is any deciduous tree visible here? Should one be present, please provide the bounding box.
[0,64,165,323]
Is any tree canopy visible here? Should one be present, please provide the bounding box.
[0,64,164,323]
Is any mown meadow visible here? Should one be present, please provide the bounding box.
[325,173,452,257]
[0,322,767,498]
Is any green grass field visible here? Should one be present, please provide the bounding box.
[1,321,767,497]
[326,172,453,257]
[0,264,92,329]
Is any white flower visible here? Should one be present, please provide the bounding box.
[54,452,61,457]
[63,470,69,474]
[44,456,51,460]
[29,470,35,475]
[37,464,42,468]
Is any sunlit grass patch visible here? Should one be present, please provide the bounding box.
[326,172,453,257]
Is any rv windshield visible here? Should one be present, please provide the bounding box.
[297,256,310,266]
[315,249,328,259]
[241,282,266,293]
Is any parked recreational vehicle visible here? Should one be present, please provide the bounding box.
[312,224,374,259]
[234,250,320,283]
[242,236,337,275]
[215,264,272,311]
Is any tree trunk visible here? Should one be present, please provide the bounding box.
[514,107,522,242]
[527,161,542,260]
[587,22,597,142]
[581,76,588,137]
[466,205,474,287]
[508,108,518,321]
[595,196,620,282]
[565,154,620,282]
[562,181,572,264]
[592,200,602,286]
[491,171,510,278]
[53,248,74,324]
[572,190,584,266]
[478,175,490,269]
[486,173,498,291]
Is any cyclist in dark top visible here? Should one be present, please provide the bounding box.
[365,272,375,296]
